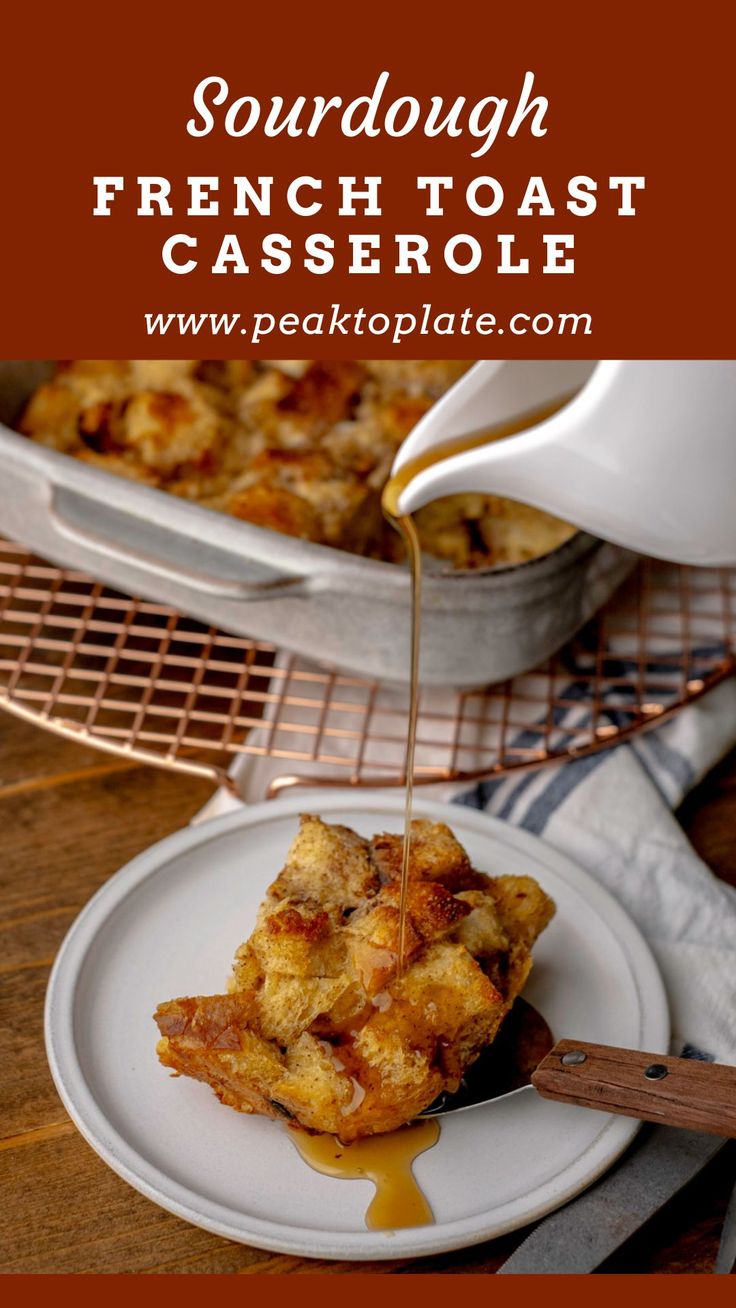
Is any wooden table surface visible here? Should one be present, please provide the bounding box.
[1,707,734,1275]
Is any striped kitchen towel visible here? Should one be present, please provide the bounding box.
[452,677,736,1065]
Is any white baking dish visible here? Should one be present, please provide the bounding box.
[0,362,636,687]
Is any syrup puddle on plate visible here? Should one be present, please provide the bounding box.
[290,1118,440,1229]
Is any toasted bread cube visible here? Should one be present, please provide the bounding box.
[487,875,556,950]
[255,972,363,1046]
[273,1032,357,1131]
[346,880,471,991]
[226,483,322,540]
[453,890,510,957]
[274,362,366,438]
[155,995,285,1117]
[250,897,346,978]
[18,381,83,452]
[337,1028,443,1139]
[386,941,505,1077]
[478,498,575,566]
[271,815,379,908]
[370,820,483,892]
[121,389,221,474]
[228,941,263,995]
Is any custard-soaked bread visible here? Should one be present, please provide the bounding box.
[154,816,555,1139]
[19,360,576,568]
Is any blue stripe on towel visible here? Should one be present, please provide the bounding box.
[626,744,672,803]
[636,730,694,793]
[506,749,611,835]
[681,1043,714,1062]
[496,771,539,820]
[454,665,694,831]
[457,680,595,817]
[454,777,506,809]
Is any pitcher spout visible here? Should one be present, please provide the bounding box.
[394,361,736,567]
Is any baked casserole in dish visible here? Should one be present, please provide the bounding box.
[0,359,636,685]
[17,359,575,571]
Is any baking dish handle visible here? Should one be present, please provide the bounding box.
[48,486,310,599]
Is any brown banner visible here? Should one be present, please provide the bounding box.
[1,1,734,357]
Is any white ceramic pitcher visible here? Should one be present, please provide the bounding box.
[391,360,736,566]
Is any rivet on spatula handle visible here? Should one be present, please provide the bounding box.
[532,1040,736,1137]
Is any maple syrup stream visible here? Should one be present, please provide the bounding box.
[293,399,566,1229]
[381,397,566,974]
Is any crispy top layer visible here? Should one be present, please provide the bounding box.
[154,815,555,1139]
[18,360,575,569]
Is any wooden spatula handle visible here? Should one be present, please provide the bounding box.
[532,1040,736,1137]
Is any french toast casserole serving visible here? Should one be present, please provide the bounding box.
[154,816,555,1140]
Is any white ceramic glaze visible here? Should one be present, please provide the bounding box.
[45,792,669,1261]
[394,360,736,567]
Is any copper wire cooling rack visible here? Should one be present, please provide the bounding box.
[0,537,734,796]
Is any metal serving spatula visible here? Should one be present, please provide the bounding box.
[421,999,736,1137]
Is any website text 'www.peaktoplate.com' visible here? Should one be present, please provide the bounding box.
[144,304,593,344]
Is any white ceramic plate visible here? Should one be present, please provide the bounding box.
[45,792,669,1261]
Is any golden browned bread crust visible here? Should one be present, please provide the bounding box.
[18,360,574,569]
[154,815,555,1139]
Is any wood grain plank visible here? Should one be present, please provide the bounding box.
[0,757,137,802]
[0,709,115,788]
[0,763,213,949]
[0,964,70,1138]
[0,1130,277,1274]
[0,1122,75,1151]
